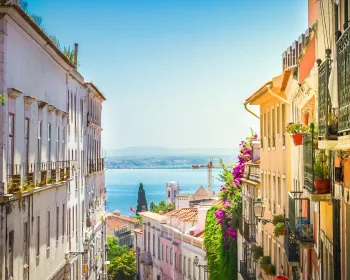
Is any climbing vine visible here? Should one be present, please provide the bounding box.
[204,130,258,280]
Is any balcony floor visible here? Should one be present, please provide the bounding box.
[303,189,331,202]
[318,135,350,150]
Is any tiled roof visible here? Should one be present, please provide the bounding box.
[107,213,139,224]
[192,186,214,200]
[138,211,168,222]
[106,218,126,229]
[166,208,198,222]
[134,228,142,234]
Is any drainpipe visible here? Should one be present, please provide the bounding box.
[345,0,349,30]
[243,103,259,119]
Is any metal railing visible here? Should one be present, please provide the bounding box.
[337,27,350,134]
[303,132,314,192]
[284,220,300,264]
[239,260,256,280]
[317,56,336,138]
[243,219,256,243]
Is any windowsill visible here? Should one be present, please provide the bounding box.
[282,146,286,150]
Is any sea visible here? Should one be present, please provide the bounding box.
[105,168,222,216]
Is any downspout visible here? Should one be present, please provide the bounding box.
[243,103,259,119]
[344,0,349,30]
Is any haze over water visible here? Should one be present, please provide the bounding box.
[105,168,221,216]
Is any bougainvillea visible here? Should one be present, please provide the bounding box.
[214,131,258,248]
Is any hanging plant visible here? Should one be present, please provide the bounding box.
[285,122,309,146]
[272,215,285,226]
[252,246,264,262]
[265,264,276,276]
[0,93,5,106]
[260,256,271,271]
[274,222,286,238]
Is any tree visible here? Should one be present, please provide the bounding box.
[109,250,136,280]
[107,236,136,280]
[149,200,175,214]
[107,236,129,261]
[136,183,148,212]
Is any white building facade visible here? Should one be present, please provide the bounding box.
[0,2,107,280]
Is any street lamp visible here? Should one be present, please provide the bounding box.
[253,199,271,225]
[253,198,265,218]
[194,256,208,272]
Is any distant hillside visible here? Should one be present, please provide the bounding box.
[106,147,235,157]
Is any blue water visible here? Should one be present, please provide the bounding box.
[105,168,221,216]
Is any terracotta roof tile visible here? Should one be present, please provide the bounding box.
[107,213,139,224]
[166,208,198,222]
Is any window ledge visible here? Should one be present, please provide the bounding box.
[282,146,286,150]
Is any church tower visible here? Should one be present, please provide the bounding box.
[166,181,179,205]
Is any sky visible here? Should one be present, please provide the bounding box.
[28,0,307,150]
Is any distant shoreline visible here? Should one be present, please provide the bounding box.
[105,167,221,170]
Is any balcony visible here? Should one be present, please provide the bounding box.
[239,261,256,280]
[284,220,299,266]
[303,133,331,201]
[48,162,57,183]
[317,56,338,142]
[7,164,21,194]
[89,158,105,174]
[289,192,314,248]
[243,218,256,243]
[338,27,350,136]
[37,162,48,186]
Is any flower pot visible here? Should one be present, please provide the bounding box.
[328,125,338,136]
[292,133,303,146]
[314,179,330,194]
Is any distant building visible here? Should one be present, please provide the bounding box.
[135,207,209,280]
[166,181,179,205]
[106,212,140,248]
[107,218,134,247]
[175,185,216,209]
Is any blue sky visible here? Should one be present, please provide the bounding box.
[28,0,307,150]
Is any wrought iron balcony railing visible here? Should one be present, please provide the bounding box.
[337,27,350,134]
[239,261,256,280]
[303,133,314,193]
[243,218,256,243]
[317,56,338,139]
[284,220,300,265]
[7,164,21,192]
[289,192,314,246]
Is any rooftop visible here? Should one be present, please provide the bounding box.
[138,211,168,223]
[192,185,214,200]
[86,82,107,101]
[107,213,140,224]
[166,208,198,222]
[106,218,127,236]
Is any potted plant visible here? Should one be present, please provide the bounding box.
[272,215,285,226]
[328,109,338,136]
[314,152,330,194]
[252,246,264,262]
[260,256,271,271]
[265,264,276,276]
[274,222,286,238]
[286,122,309,146]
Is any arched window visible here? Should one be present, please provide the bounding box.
[168,190,170,198]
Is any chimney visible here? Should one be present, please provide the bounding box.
[74,43,78,67]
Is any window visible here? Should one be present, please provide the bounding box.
[71,91,73,122]
[166,246,168,262]
[72,207,74,237]
[24,118,29,167]
[8,114,14,174]
[179,254,182,272]
[158,236,160,259]
[152,234,155,256]
[57,126,60,161]
[68,208,71,250]
[67,90,70,112]
[188,258,191,277]
[23,222,28,280]
[162,244,164,260]
[9,230,14,278]
[148,232,150,253]
[144,229,146,251]
[38,121,42,164]
[170,248,173,265]
[184,256,186,275]
[277,106,280,134]
[56,206,59,243]
[47,211,50,249]
[62,127,65,160]
[48,123,51,162]
[168,190,170,198]
[62,204,65,242]
[36,216,40,256]
[193,262,196,280]
[175,252,178,269]
[75,205,78,239]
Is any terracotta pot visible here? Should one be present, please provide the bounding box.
[292,133,303,146]
[314,179,330,194]
[281,228,286,236]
